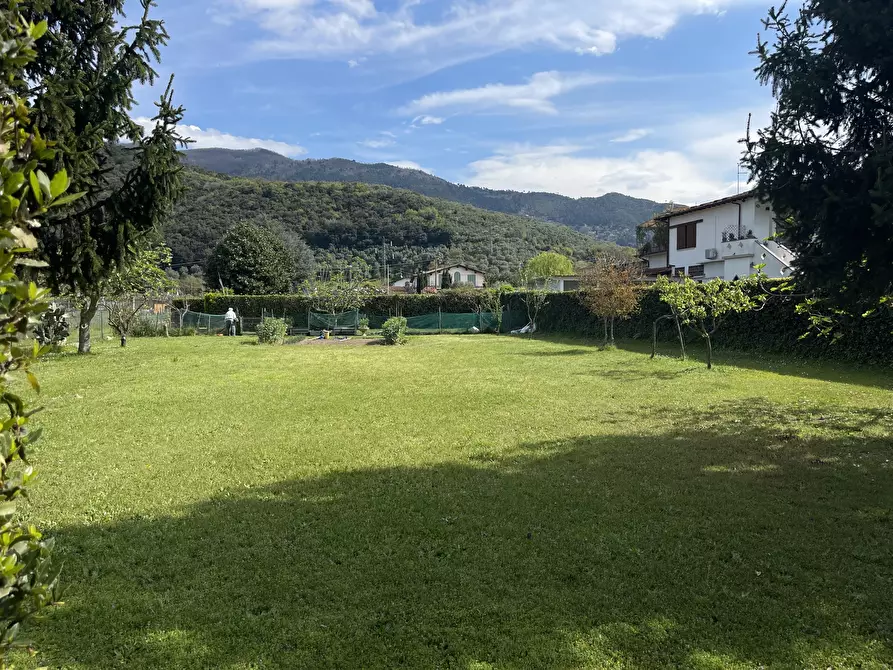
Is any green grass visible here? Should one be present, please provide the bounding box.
[14,336,893,669]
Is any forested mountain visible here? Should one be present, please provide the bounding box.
[166,168,617,282]
[182,148,665,246]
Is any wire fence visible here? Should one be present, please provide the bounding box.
[171,308,530,335]
[56,303,533,339]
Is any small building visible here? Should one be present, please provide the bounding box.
[426,265,487,289]
[538,276,581,292]
[638,190,795,281]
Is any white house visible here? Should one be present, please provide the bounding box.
[392,264,486,291]
[639,190,795,281]
[537,276,581,292]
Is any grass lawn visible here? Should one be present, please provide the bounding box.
[13,335,893,669]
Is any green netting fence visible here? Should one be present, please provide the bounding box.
[179,310,229,334]
[179,308,530,335]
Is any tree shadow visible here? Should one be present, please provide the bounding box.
[29,403,893,669]
[612,339,893,391]
[516,348,593,357]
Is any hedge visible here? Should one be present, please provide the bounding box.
[174,287,893,365]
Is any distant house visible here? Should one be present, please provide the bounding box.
[534,276,581,292]
[397,264,486,290]
[638,190,795,281]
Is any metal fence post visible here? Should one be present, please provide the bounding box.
[439,307,442,334]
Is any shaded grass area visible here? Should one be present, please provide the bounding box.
[15,336,893,669]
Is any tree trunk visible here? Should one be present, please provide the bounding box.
[674,314,686,361]
[603,317,608,347]
[651,318,659,358]
[78,295,99,354]
[705,332,713,370]
[609,317,615,346]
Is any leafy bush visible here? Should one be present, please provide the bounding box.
[0,8,70,657]
[381,317,408,345]
[35,303,70,348]
[257,317,288,344]
[129,315,166,338]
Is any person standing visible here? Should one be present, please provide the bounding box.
[224,307,237,336]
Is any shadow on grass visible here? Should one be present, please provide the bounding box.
[31,404,893,669]
[614,338,893,391]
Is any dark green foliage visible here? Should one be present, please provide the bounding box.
[256,317,288,344]
[181,149,667,246]
[381,317,408,345]
[440,269,452,290]
[34,303,69,348]
[745,0,893,310]
[166,169,612,281]
[206,221,295,295]
[23,0,187,353]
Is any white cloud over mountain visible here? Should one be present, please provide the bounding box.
[135,118,306,157]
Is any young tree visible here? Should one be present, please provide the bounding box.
[479,287,507,333]
[302,274,384,315]
[0,7,80,657]
[580,257,643,347]
[103,246,176,345]
[656,277,762,369]
[440,269,453,290]
[206,221,294,294]
[524,252,574,282]
[25,1,188,354]
[744,0,893,312]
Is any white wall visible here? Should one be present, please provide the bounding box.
[429,266,485,288]
[668,197,786,280]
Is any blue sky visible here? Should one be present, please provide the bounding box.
[131,0,777,203]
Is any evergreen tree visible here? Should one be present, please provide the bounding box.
[441,269,452,290]
[206,221,295,294]
[23,0,187,353]
[745,0,893,310]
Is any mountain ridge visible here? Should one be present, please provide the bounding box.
[182,148,665,246]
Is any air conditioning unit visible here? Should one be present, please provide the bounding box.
[705,248,719,260]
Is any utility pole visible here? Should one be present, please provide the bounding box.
[383,240,390,295]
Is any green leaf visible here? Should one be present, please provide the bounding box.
[14,258,48,268]
[50,191,86,208]
[31,20,48,40]
[3,172,24,196]
[0,502,16,519]
[28,171,43,206]
[36,170,52,199]
[49,168,68,199]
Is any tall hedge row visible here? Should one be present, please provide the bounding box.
[176,288,893,365]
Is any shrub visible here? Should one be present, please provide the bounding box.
[381,316,408,345]
[35,303,70,348]
[257,317,288,344]
[129,315,166,338]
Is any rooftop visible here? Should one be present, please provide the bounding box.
[653,190,758,222]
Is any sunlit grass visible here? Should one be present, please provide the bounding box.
[14,335,893,669]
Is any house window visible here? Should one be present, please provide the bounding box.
[454,271,461,285]
[687,264,705,277]
[676,222,697,250]
[467,274,476,286]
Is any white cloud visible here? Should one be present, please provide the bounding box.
[412,115,445,126]
[135,117,306,157]
[611,128,653,143]
[359,137,395,148]
[465,107,769,203]
[228,0,753,69]
[386,160,434,174]
[401,71,609,117]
